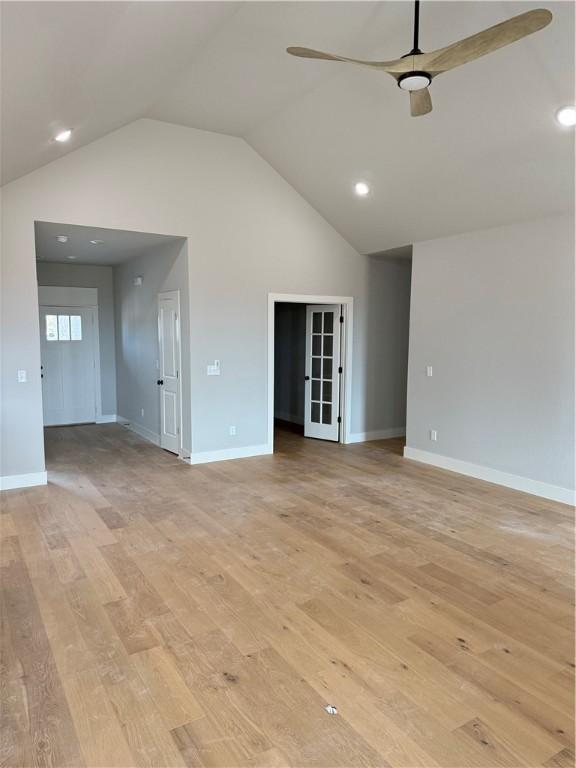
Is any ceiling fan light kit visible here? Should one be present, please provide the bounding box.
[287,1,553,117]
[397,72,431,92]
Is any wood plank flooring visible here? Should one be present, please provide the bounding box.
[1,424,574,767]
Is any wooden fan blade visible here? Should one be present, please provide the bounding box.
[420,9,552,75]
[287,46,407,72]
[410,87,432,117]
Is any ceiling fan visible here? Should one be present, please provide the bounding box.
[287,2,552,117]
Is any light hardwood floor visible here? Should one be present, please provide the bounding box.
[1,424,574,768]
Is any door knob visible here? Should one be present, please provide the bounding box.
[157,379,164,385]
[304,375,310,381]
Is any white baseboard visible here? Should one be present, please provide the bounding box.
[96,414,117,424]
[403,446,575,506]
[188,443,273,466]
[346,427,406,444]
[0,471,48,491]
[117,417,160,447]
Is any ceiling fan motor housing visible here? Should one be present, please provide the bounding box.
[397,71,432,91]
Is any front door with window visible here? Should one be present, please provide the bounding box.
[304,304,342,441]
[40,306,97,425]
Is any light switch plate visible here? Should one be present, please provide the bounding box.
[426,365,433,377]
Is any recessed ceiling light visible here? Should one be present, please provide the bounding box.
[66,255,77,260]
[556,106,576,127]
[354,181,370,197]
[89,239,104,245]
[54,129,72,143]
[55,235,68,243]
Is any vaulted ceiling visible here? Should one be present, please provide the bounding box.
[2,1,574,253]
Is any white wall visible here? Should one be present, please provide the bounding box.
[36,261,117,416]
[1,118,409,481]
[113,239,191,454]
[406,214,575,504]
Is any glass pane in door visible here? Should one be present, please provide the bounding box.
[58,315,70,341]
[70,315,82,341]
[46,315,58,341]
[311,402,321,423]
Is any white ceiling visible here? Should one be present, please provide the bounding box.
[35,222,183,266]
[4,1,574,254]
[1,2,237,184]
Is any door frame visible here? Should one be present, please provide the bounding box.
[267,293,354,450]
[38,289,102,424]
[157,289,183,457]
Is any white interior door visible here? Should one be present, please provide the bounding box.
[40,307,97,426]
[304,304,342,441]
[158,291,181,454]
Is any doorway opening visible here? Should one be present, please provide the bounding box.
[268,293,353,451]
[35,221,190,460]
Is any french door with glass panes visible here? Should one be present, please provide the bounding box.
[304,304,342,441]
[40,306,97,426]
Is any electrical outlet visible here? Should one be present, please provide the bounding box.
[429,429,438,441]
[229,426,236,436]
[141,408,145,418]
[17,369,27,383]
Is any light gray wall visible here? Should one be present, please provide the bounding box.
[274,303,306,425]
[406,214,575,493]
[113,239,191,455]
[36,261,117,416]
[273,261,411,432]
[1,118,411,478]
[363,256,412,434]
